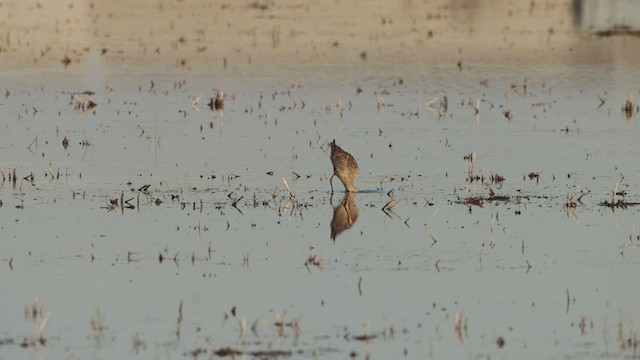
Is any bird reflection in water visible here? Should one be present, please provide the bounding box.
[330,192,359,241]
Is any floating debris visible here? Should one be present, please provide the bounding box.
[527,169,543,182]
[376,96,393,112]
[490,173,505,184]
[565,188,590,208]
[61,54,72,67]
[461,196,484,207]
[458,193,518,208]
[424,95,448,117]
[598,199,640,209]
[71,91,97,114]
[191,96,201,111]
[205,347,294,358]
[623,94,634,119]
[595,25,640,37]
[209,90,224,111]
[22,299,49,348]
[351,333,377,341]
[304,254,323,268]
[599,182,640,208]
[454,312,467,343]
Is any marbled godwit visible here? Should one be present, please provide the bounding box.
[329,139,359,193]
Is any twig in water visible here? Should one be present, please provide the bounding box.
[28,136,38,153]
[240,317,247,339]
[623,94,634,118]
[565,187,590,208]
[376,96,393,112]
[597,95,606,110]
[176,300,183,340]
[304,254,323,270]
[243,253,249,267]
[282,177,293,199]
[424,95,448,116]
[191,96,201,111]
[382,199,399,211]
[424,208,440,250]
[454,313,465,343]
[382,199,400,218]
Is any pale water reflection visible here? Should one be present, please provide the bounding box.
[1,0,640,359]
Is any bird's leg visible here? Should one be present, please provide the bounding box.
[329,174,335,194]
[339,176,351,193]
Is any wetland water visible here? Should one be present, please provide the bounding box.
[1,0,640,359]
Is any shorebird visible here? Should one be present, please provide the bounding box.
[329,139,359,193]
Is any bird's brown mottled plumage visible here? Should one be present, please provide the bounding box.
[329,139,359,192]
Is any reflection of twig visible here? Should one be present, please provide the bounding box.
[376,96,393,113]
[71,91,97,115]
[424,209,439,250]
[35,313,49,345]
[597,95,606,110]
[274,311,302,337]
[304,254,323,274]
[489,213,496,248]
[23,299,49,347]
[382,199,400,218]
[600,181,640,211]
[621,226,637,260]
[382,199,399,210]
[191,96,201,111]
[424,95,448,117]
[475,98,480,124]
[565,186,589,223]
[565,186,590,208]
[239,317,247,339]
[565,206,579,223]
[176,300,183,340]
[623,94,633,120]
[28,135,38,154]
[454,313,466,343]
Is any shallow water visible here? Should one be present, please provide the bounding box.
[1,0,640,359]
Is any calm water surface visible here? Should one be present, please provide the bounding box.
[1,0,640,359]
